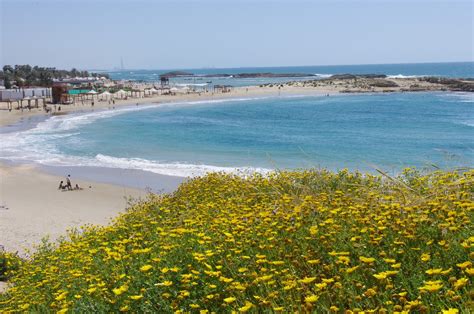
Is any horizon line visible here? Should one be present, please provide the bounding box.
[85,60,474,72]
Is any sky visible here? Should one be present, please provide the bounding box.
[1,0,473,70]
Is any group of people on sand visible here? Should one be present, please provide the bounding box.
[58,174,82,191]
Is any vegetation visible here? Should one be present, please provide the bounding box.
[0,65,108,88]
[0,252,20,282]
[0,169,472,313]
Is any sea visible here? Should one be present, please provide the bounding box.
[0,62,473,183]
[106,62,474,87]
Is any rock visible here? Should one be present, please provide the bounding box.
[160,71,194,78]
[329,74,357,80]
[359,74,387,79]
[367,79,399,88]
[420,77,474,92]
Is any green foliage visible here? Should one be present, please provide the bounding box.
[0,65,109,87]
[0,252,21,282]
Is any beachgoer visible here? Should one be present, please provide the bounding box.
[66,175,72,190]
[74,184,83,190]
[58,181,65,190]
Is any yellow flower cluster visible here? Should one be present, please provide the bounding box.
[0,168,472,312]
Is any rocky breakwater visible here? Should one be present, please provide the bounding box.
[418,77,474,92]
[282,74,474,93]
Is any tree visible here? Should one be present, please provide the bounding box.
[0,64,107,87]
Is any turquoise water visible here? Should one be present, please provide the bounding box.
[1,92,472,177]
[107,62,474,87]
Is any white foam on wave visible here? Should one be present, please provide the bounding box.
[313,73,332,78]
[94,154,272,177]
[387,74,426,79]
[0,146,272,177]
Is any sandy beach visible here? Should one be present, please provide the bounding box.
[0,162,147,256]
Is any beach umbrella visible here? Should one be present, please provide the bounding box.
[114,89,127,99]
[99,91,112,100]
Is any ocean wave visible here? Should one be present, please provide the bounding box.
[313,73,332,78]
[0,146,271,177]
[0,131,272,177]
[94,154,271,177]
[387,74,426,79]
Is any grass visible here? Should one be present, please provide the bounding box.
[0,168,472,313]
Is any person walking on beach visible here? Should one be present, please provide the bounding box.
[66,175,72,190]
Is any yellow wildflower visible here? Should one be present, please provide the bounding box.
[456,261,472,269]
[112,284,128,296]
[224,297,236,304]
[239,301,253,312]
[420,253,430,262]
[359,256,375,264]
[425,268,442,275]
[418,281,443,292]
[299,277,316,284]
[441,309,459,314]
[140,265,153,272]
[453,277,468,290]
[304,294,319,303]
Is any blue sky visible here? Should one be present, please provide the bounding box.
[1,0,472,70]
